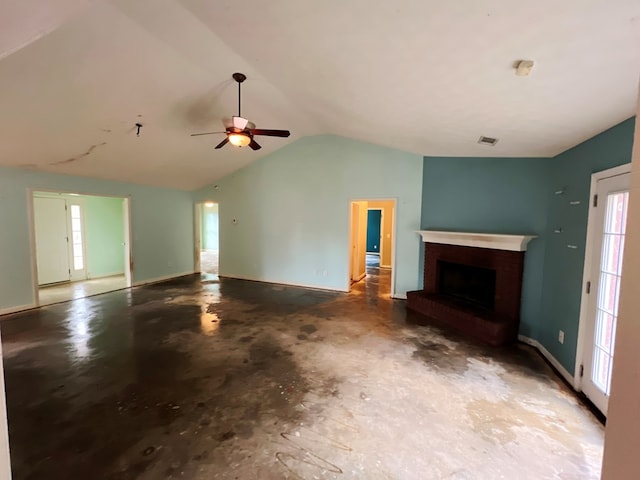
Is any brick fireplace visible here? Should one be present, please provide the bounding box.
[407,231,536,346]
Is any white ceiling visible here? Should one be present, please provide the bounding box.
[1,0,639,190]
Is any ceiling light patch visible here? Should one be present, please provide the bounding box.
[515,60,534,76]
[478,136,499,146]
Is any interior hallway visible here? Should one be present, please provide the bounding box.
[1,272,603,479]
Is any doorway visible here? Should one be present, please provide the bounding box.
[577,166,631,415]
[196,202,219,275]
[349,199,395,296]
[31,191,132,306]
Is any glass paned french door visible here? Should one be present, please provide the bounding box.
[582,172,630,415]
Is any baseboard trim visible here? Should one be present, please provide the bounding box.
[87,272,126,280]
[0,303,37,317]
[132,271,195,287]
[518,335,576,387]
[392,293,407,300]
[219,274,349,293]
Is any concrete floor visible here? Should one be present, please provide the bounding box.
[38,275,127,306]
[1,265,603,479]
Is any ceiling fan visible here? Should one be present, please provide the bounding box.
[190,72,291,150]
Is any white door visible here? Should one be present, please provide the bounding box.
[34,197,70,285]
[582,172,631,414]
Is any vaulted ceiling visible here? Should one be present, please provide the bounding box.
[1,0,639,190]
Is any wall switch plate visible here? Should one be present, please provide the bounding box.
[558,330,565,344]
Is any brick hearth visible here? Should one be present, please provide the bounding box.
[407,242,525,346]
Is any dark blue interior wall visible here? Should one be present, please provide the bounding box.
[367,210,382,252]
[421,156,551,338]
[539,117,636,373]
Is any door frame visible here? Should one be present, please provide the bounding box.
[28,189,133,306]
[575,163,631,391]
[347,198,397,296]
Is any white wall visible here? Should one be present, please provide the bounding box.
[192,135,423,297]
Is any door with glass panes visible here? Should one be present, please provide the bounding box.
[582,172,630,415]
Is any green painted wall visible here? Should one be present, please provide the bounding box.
[421,156,551,338]
[0,166,195,312]
[84,195,125,278]
[193,135,423,296]
[540,117,636,372]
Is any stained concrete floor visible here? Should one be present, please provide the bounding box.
[1,266,603,479]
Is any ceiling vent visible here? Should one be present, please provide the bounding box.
[478,136,499,146]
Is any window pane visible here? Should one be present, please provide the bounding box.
[605,193,626,234]
[72,218,81,232]
[70,204,81,219]
[601,234,623,275]
[74,256,84,270]
[594,309,615,354]
[592,347,610,392]
[73,231,82,244]
[597,272,619,315]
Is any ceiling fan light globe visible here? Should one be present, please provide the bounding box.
[228,133,251,147]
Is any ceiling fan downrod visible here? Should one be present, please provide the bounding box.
[232,72,247,119]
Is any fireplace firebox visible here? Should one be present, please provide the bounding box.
[438,261,496,310]
[407,233,534,346]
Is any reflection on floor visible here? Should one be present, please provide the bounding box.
[200,249,219,275]
[38,275,127,306]
[2,272,603,479]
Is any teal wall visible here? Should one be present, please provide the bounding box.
[84,195,125,278]
[193,135,423,296]
[421,117,636,373]
[540,117,636,372]
[366,209,382,252]
[421,156,551,338]
[0,166,195,312]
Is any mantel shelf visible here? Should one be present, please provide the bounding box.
[417,230,537,252]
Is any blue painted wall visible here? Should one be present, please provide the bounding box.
[539,117,636,372]
[366,210,382,252]
[193,135,423,297]
[421,156,551,338]
[421,117,636,373]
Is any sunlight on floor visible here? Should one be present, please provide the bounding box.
[38,275,127,306]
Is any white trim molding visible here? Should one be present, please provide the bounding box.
[418,230,537,252]
[0,304,37,317]
[220,274,349,293]
[132,271,195,287]
[518,335,577,388]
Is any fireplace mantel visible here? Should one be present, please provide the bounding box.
[417,230,537,252]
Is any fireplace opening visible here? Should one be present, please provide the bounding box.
[438,261,496,310]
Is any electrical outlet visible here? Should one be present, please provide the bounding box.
[558,330,565,344]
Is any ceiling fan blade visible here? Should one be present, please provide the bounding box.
[214,137,229,149]
[232,116,249,130]
[249,139,262,150]
[250,129,290,138]
[191,131,225,137]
